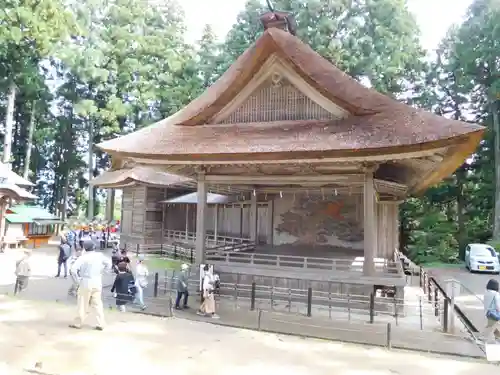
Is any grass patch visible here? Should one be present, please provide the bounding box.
[144,256,183,271]
[421,261,465,269]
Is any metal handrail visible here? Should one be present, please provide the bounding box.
[454,280,484,305]
[391,252,482,345]
[430,276,479,334]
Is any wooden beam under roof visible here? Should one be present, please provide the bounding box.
[201,178,407,198]
[204,173,365,185]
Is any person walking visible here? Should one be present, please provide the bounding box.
[69,240,111,331]
[134,254,148,310]
[80,228,91,249]
[482,278,500,343]
[111,262,136,312]
[90,230,99,250]
[197,265,218,319]
[175,264,190,309]
[99,230,106,250]
[14,249,32,294]
[56,238,71,278]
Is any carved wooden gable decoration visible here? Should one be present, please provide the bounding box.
[214,55,350,124]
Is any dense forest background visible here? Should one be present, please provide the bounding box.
[0,0,499,263]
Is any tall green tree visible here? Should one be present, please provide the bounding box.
[401,0,500,262]
[450,0,500,240]
[58,0,195,218]
[0,0,76,165]
[223,0,425,95]
[196,25,223,90]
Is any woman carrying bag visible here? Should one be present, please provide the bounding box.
[482,279,500,343]
[197,265,219,319]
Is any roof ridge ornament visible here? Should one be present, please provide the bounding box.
[260,0,297,35]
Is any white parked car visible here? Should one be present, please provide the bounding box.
[465,243,500,274]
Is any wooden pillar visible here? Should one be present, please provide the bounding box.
[239,205,243,238]
[142,187,147,237]
[105,189,115,222]
[394,204,400,256]
[387,204,400,259]
[185,204,189,240]
[377,203,389,259]
[161,188,167,241]
[267,199,274,245]
[214,204,219,243]
[363,171,376,276]
[0,197,7,250]
[356,194,364,225]
[195,175,207,264]
[250,193,258,243]
[130,186,136,241]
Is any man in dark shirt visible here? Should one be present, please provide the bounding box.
[111,262,136,312]
[56,239,71,278]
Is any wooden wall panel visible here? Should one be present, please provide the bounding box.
[146,187,166,211]
[131,186,146,235]
[257,206,268,244]
[164,204,187,231]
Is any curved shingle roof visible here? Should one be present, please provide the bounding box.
[97,28,484,193]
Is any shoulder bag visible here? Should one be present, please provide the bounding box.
[486,297,500,321]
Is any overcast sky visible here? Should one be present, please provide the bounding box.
[180,0,473,52]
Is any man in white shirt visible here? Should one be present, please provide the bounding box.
[69,240,111,330]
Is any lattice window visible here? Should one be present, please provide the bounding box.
[218,77,340,124]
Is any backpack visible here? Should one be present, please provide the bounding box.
[59,244,70,261]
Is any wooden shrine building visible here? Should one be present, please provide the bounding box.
[93,163,260,249]
[91,164,195,246]
[97,12,484,293]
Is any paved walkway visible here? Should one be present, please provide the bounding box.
[0,295,498,375]
[0,248,486,358]
[170,301,485,358]
[428,268,487,334]
[0,248,440,330]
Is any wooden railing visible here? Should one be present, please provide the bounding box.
[163,229,250,246]
[205,251,403,277]
[164,230,195,243]
[137,237,402,278]
[139,242,195,262]
[208,241,256,253]
[137,239,256,262]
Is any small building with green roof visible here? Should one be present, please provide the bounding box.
[5,204,63,248]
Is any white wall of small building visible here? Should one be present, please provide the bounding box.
[5,223,25,239]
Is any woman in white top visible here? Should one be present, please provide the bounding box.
[197,265,219,319]
[134,254,149,310]
[482,279,500,343]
